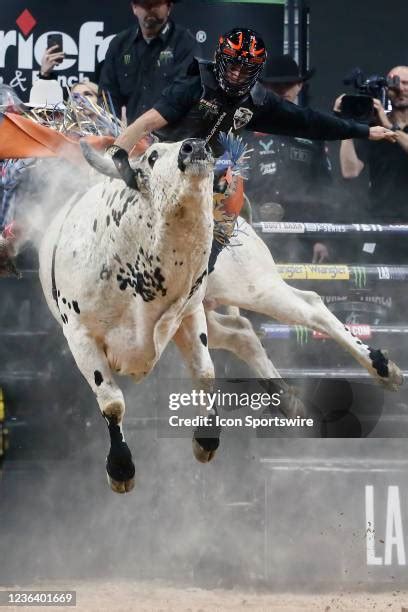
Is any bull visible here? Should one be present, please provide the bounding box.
[39,139,218,494]
[39,138,403,493]
[80,140,402,398]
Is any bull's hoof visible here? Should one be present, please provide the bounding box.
[192,437,218,463]
[106,472,135,494]
[192,415,221,463]
[192,421,220,462]
[279,386,307,418]
[368,349,404,392]
[378,359,404,392]
[106,443,136,494]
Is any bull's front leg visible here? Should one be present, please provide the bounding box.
[63,324,135,494]
[205,309,306,418]
[173,306,221,463]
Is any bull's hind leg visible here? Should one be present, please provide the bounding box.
[230,276,403,391]
[173,306,220,463]
[63,324,135,493]
[208,225,403,391]
[287,286,403,390]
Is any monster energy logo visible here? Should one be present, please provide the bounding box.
[295,326,309,346]
[158,48,174,66]
[352,266,367,289]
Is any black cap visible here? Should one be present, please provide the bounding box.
[260,54,315,84]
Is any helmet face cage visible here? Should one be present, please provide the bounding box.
[215,28,267,96]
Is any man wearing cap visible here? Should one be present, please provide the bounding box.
[104,29,395,273]
[99,0,197,123]
[246,54,334,262]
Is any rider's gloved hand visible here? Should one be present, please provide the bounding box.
[106,145,138,190]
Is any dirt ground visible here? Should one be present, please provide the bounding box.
[1,582,408,612]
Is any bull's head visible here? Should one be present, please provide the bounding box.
[140,139,215,206]
[80,139,214,193]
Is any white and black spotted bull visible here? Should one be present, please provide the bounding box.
[39,139,220,494]
[204,218,403,402]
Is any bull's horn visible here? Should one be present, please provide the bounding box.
[80,140,121,179]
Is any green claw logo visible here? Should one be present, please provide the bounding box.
[295,325,309,346]
[352,266,367,289]
[157,48,174,67]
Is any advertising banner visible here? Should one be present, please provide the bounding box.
[0,0,284,99]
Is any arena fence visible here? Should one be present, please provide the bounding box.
[253,221,408,234]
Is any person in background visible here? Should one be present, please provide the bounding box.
[338,65,408,263]
[98,0,197,123]
[39,46,100,106]
[246,54,333,263]
[71,81,99,105]
[39,45,65,80]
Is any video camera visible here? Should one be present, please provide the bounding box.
[339,68,400,123]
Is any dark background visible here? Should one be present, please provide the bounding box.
[2,0,408,108]
[308,0,408,111]
[0,0,284,96]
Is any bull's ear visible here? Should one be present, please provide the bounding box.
[134,168,150,194]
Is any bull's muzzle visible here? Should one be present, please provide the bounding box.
[177,139,213,172]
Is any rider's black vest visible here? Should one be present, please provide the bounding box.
[155,60,257,156]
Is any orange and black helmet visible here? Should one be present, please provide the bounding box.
[215,28,267,96]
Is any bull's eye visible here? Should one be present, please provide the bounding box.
[148,150,159,168]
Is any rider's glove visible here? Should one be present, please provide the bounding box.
[106,145,138,190]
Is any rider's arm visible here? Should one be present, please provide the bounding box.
[110,72,201,188]
[114,70,202,152]
[114,109,168,152]
[249,92,394,142]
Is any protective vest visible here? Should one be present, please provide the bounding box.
[156,60,257,156]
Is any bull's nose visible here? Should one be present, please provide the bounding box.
[178,139,211,171]
[181,139,205,155]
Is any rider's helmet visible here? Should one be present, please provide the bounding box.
[215,28,267,97]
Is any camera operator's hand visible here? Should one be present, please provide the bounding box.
[333,94,345,113]
[40,46,65,77]
[107,145,138,190]
[372,98,393,129]
[368,126,398,142]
